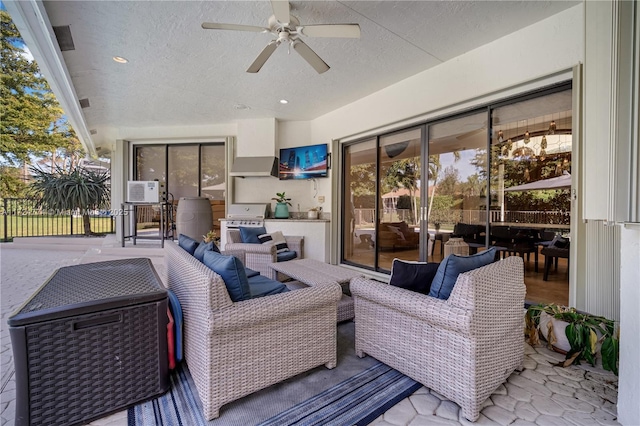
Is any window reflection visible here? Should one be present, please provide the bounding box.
[378,129,422,268]
[343,139,377,269]
[427,112,488,260]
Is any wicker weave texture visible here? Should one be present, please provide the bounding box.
[12,301,168,426]
[226,229,304,279]
[10,258,165,320]
[165,242,341,420]
[268,259,362,322]
[268,258,363,286]
[351,256,525,421]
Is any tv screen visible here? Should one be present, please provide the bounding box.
[279,143,329,180]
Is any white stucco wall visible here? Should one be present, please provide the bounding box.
[233,120,332,213]
[310,4,583,145]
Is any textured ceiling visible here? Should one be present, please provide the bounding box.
[42,1,578,149]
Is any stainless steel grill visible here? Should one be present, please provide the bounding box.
[225,203,270,228]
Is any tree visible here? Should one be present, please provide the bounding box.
[383,158,420,224]
[29,165,110,236]
[1,10,81,196]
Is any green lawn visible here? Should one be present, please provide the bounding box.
[0,215,114,241]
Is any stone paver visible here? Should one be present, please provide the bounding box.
[0,238,622,426]
[515,401,540,422]
[483,405,518,425]
[435,400,460,421]
[492,394,518,412]
[409,393,440,415]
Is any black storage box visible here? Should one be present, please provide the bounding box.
[8,258,169,426]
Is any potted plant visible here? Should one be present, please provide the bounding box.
[307,206,322,219]
[525,303,619,375]
[272,192,292,219]
[203,230,218,244]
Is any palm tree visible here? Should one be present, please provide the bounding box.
[30,164,110,235]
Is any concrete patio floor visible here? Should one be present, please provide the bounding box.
[0,236,620,426]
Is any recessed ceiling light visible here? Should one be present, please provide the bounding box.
[112,56,128,64]
[234,104,250,110]
[279,99,289,104]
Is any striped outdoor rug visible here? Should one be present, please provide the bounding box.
[128,361,420,426]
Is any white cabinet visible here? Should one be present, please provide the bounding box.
[219,219,331,262]
[265,219,331,262]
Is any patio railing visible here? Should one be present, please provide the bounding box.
[353,208,570,228]
[2,198,115,242]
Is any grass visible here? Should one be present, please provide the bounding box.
[0,215,114,241]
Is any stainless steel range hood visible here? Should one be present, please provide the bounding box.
[229,156,279,178]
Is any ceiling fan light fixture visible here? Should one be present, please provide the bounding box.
[202,0,359,74]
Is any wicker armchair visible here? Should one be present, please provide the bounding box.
[351,256,526,422]
[225,229,304,279]
[165,242,341,420]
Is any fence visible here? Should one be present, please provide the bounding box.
[2,198,115,242]
[354,208,570,228]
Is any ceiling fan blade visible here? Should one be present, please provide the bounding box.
[201,23,268,32]
[247,41,280,73]
[298,24,361,38]
[292,40,330,74]
[271,0,290,24]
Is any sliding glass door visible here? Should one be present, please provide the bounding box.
[378,128,423,269]
[340,82,573,306]
[343,138,377,269]
[426,112,488,260]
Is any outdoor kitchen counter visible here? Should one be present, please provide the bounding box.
[264,218,330,222]
[220,218,330,262]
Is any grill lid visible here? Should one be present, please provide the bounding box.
[227,203,270,219]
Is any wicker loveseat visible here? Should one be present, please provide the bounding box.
[165,242,341,420]
[225,229,304,280]
[351,256,525,421]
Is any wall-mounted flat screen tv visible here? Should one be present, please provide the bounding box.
[279,143,329,180]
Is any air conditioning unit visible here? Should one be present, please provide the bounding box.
[127,181,161,203]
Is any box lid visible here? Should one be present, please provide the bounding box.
[8,258,167,326]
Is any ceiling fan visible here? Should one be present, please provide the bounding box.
[202,0,360,74]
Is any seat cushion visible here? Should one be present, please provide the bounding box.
[277,251,298,262]
[202,251,251,302]
[429,247,496,300]
[258,231,290,253]
[178,234,199,255]
[389,259,440,295]
[247,275,290,298]
[239,226,267,244]
[193,240,221,262]
[244,267,260,278]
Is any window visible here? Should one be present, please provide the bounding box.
[134,143,225,201]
